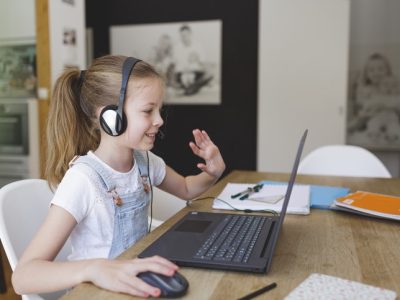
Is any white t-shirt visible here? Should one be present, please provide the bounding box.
[51,151,166,261]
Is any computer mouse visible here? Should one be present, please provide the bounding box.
[137,271,189,298]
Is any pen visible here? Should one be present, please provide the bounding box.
[239,191,253,200]
[237,282,277,300]
[239,184,264,200]
[231,183,264,199]
[231,187,252,199]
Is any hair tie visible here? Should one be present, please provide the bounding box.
[78,70,86,90]
[77,70,91,116]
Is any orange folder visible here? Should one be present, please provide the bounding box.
[334,191,400,220]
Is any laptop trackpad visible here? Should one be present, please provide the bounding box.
[174,220,212,233]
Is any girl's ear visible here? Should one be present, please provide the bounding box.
[96,106,105,119]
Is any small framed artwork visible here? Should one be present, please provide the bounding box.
[62,28,78,68]
[111,19,222,105]
[62,0,75,5]
[0,43,37,98]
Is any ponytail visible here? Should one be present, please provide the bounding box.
[45,68,99,188]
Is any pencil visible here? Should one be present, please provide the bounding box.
[237,282,277,300]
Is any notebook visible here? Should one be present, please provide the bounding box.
[212,182,310,214]
[138,130,307,273]
[284,273,397,300]
[333,191,400,221]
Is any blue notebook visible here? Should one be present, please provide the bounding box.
[260,180,350,210]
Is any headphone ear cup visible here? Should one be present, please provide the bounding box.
[100,105,126,136]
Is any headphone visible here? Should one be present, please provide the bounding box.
[99,57,141,136]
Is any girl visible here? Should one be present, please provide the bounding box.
[12,55,225,298]
[350,53,400,141]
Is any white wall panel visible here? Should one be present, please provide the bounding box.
[258,0,350,172]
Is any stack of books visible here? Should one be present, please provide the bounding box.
[333,191,400,221]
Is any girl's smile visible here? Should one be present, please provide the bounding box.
[145,131,158,143]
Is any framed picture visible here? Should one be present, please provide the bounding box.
[62,0,75,5]
[347,0,400,150]
[0,44,36,98]
[62,28,78,68]
[347,47,400,150]
[110,20,222,105]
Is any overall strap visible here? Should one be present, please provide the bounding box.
[69,155,116,192]
[133,150,149,177]
[134,150,150,192]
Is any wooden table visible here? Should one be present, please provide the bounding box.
[61,171,400,299]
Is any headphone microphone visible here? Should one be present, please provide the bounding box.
[157,129,165,140]
[99,57,141,136]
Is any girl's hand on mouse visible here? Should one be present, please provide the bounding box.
[189,129,226,179]
[85,256,178,298]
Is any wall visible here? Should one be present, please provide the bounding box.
[85,0,399,177]
[86,0,259,176]
[0,0,35,41]
[257,0,350,173]
[49,0,86,86]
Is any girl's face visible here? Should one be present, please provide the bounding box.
[366,59,389,85]
[122,77,164,150]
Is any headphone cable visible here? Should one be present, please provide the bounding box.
[187,196,278,215]
[146,151,154,233]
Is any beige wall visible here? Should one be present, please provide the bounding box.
[0,0,35,41]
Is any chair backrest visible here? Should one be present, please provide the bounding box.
[0,179,70,300]
[298,145,391,178]
[150,187,185,230]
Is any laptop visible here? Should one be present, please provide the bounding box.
[139,129,308,273]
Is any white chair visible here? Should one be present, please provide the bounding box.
[0,179,70,300]
[298,145,391,178]
[149,187,186,231]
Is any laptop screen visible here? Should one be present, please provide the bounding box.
[278,129,308,225]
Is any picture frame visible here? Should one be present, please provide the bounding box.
[347,49,400,150]
[0,43,37,98]
[110,20,222,105]
[347,0,400,151]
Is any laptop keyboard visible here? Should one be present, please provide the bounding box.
[193,214,272,263]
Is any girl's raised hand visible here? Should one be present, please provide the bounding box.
[189,129,226,179]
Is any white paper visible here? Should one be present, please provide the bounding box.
[284,273,397,300]
[212,183,310,215]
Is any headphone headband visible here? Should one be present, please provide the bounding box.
[117,57,141,117]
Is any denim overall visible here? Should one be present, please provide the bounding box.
[71,151,150,259]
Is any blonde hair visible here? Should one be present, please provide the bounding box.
[45,55,162,188]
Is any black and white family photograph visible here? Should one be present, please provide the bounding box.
[347,47,400,150]
[111,20,222,105]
